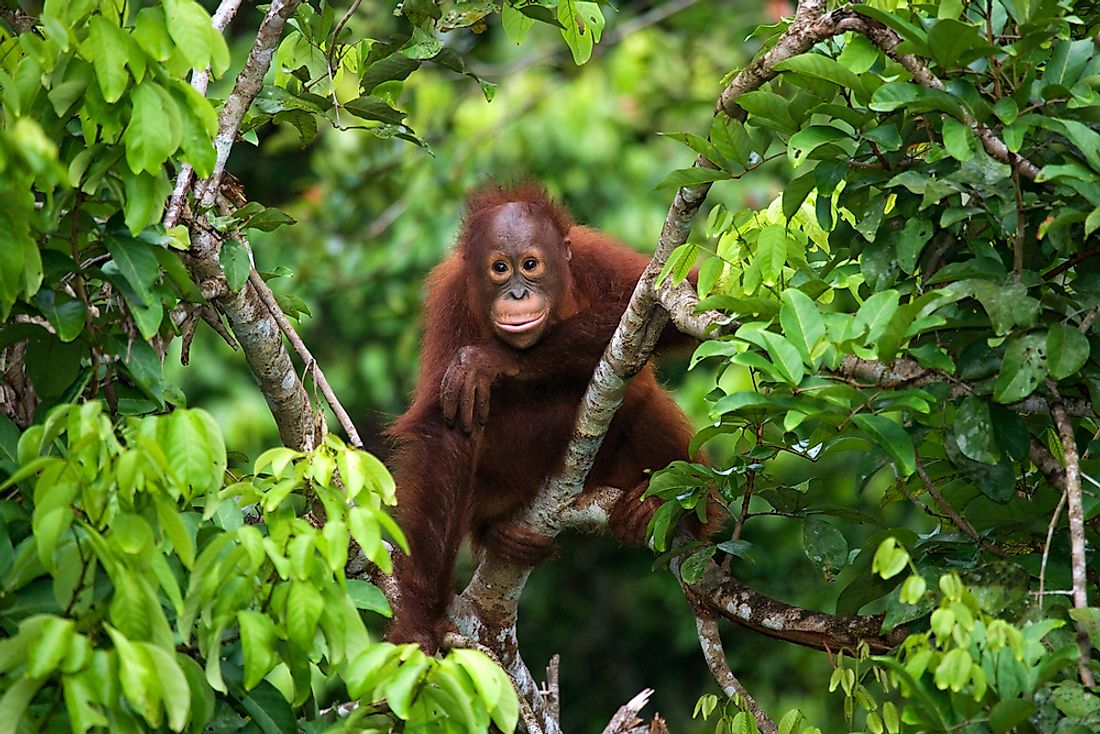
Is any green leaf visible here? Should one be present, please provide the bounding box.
[32,289,86,343]
[993,333,1047,404]
[896,218,934,274]
[124,81,182,175]
[1047,322,1090,380]
[557,0,602,64]
[711,117,754,168]
[774,53,866,98]
[106,626,161,726]
[163,409,226,499]
[164,0,229,76]
[170,81,217,178]
[760,331,804,386]
[501,4,535,44]
[989,699,1038,734]
[953,395,999,464]
[286,581,324,651]
[971,282,1040,336]
[655,167,731,191]
[853,414,915,476]
[81,15,131,103]
[756,225,788,286]
[803,517,848,581]
[26,616,75,678]
[787,125,851,168]
[238,611,278,690]
[121,168,173,236]
[854,290,899,344]
[343,95,407,125]
[347,579,392,616]
[219,237,251,293]
[105,235,159,306]
[385,655,430,718]
[782,169,816,221]
[942,117,974,161]
[141,643,191,732]
[927,18,993,69]
[0,675,44,734]
[779,289,824,364]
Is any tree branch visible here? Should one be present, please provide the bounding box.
[1048,382,1095,687]
[694,615,776,733]
[246,269,364,448]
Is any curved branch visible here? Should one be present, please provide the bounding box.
[694,615,777,733]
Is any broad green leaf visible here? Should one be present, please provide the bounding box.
[989,699,1039,734]
[736,90,795,131]
[0,675,44,734]
[347,579,392,616]
[655,167,731,191]
[782,169,816,221]
[775,53,866,98]
[219,237,251,293]
[756,225,788,286]
[971,282,1039,335]
[853,414,915,476]
[164,0,229,76]
[385,655,430,718]
[343,95,406,125]
[787,125,851,168]
[163,409,225,499]
[81,15,130,103]
[133,7,174,62]
[760,331,804,386]
[121,168,173,236]
[141,643,190,732]
[170,81,218,177]
[1047,322,1090,380]
[942,117,974,161]
[106,627,161,726]
[26,616,74,678]
[124,81,182,176]
[927,18,993,69]
[501,3,536,44]
[238,611,278,690]
[286,581,324,651]
[31,289,86,343]
[803,517,848,581]
[557,0,603,64]
[779,289,824,364]
[854,290,899,344]
[896,218,934,274]
[993,333,1047,403]
[953,395,999,464]
[711,117,754,168]
[105,235,159,306]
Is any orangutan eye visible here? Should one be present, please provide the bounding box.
[522,258,538,271]
[492,261,508,274]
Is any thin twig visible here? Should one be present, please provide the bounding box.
[247,268,364,448]
[694,615,777,734]
[915,457,1006,558]
[326,0,363,71]
[1047,382,1095,687]
[1038,490,1068,609]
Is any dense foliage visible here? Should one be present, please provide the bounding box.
[6,0,1100,733]
[651,0,1100,732]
